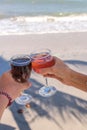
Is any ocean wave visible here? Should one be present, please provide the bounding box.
[0,15,87,35]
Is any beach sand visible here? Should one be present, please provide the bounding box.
[0,32,87,130]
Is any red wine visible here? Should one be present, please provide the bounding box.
[11,57,32,83]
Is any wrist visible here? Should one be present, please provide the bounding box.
[57,66,72,85]
[64,68,87,91]
[0,94,8,107]
[63,67,74,85]
[0,93,12,119]
[0,91,13,107]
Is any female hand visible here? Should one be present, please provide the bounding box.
[38,56,71,85]
[0,71,31,101]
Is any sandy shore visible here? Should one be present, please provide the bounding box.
[0,32,87,130]
[0,32,87,56]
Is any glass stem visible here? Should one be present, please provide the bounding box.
[45,78,48,87]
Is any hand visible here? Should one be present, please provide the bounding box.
[38,56,71,85]
[0,71,31,101]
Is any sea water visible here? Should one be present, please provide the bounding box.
[0,0,87,35]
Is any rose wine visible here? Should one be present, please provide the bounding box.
[11,57,32,83]
[31,53,55,72]
[30,49,57,97]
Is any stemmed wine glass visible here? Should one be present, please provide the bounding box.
[30,49,57,97]
[10,54,32,105]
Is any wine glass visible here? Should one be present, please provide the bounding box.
[10,54,32,105]
[30,49,57,97]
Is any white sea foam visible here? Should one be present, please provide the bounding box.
[0,15,87,35]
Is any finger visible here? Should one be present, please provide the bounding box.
[43,74,57,79]
[21,82,32,90]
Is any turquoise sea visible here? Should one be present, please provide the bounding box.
[0,0,87,35]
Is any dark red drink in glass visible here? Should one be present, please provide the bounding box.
[10,54,32,105]
[10,55,32,83]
